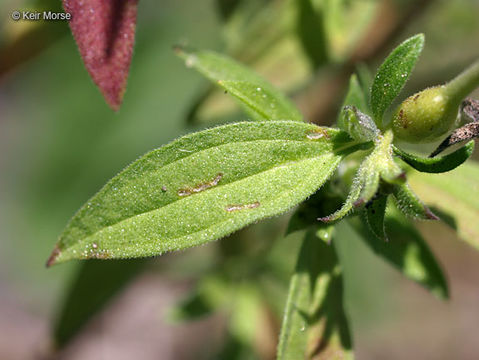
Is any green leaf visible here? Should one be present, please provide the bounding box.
[370,34,425,123]
[339,106,378,142]
[347,203,449,300]
[277,230,353,360]
[363,194,388,241]
[338,74,368,118]
[175,47,303,122]
[356,63,373,106]
[408,161,479,250]
[296,0,329,69]
[393,141,475,173]
[392,183,439,221]
[47,121,353,266]
[54,259,146,346]
[320,130,400,223]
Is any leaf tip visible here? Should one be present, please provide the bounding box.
[425,207,440,221]
[46,245,62,268]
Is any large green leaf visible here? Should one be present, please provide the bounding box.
[348,203,449,299]
[408,161,479,250]
[47,121,353,266]
[277,230,353,360]
[370,34,424,123]
[175,47,303,122]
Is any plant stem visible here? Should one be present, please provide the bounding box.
[445,59,479,103]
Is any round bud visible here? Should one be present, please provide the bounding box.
[392,86,459,143]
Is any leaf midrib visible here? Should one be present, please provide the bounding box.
[66,154,338,248]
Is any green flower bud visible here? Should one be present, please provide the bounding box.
[392,86,459,143]
[392,60,479,144]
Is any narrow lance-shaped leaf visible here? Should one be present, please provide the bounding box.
[370,34,424,123]
[277,230,353,360]
[54,259,146,347]
[347,202,449,300]
[175,47,303,122]
[392,183,439,221]
[296,0,329,69]
[64,0,138,111]
[47,121,354,266]
[408,161,479,250]
[393,142,475,173]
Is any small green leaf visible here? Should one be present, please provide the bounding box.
[277,230,353,360]
[347,203,449,300]
[393,141,475,173]
[339,106,379,142]
[338,74,368,119]
[371,34,425,123]
[320,130,400,223]
[296,0,329,69]
[48,121,352,266]
[356,63,373,106]
[54,259,146,346]
[175,47,303,122]
[363,194,388,241]
[392,183,439,221]
[409,161,479,250]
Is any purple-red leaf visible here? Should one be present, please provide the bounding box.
[63,0,139,110]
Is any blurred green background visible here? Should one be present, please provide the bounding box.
[1,0,479,359]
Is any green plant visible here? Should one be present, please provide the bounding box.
[47,33,479,358]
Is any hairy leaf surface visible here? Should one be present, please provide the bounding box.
[393,142,474,173]
[48,121,352,266]
[175,47,303,122]
[371,34,424,123]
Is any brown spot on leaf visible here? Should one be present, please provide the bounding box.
[307,128,330,140]
[178,173,223,197]
[63,0,139,110]
[225,201,260,212]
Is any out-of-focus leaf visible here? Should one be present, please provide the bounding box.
[175,47,303,122]
[47,121,354,266]
[348,203,449,300]
[371,34,424,123]
[392,183,439,220]
[322,0,378,61]
[393,141,475,173]
[216,0,244,20]
[364,194,388,241]
[338,75,368,118]
[277,230,353,360]
[63,0,138,110]
[54,259,146,347]
[408,161,479,250]
[296,0,329,69]
[356,63,373,106]
[170,275,232,322]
